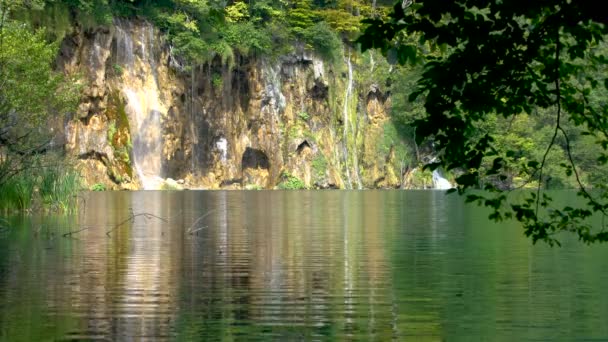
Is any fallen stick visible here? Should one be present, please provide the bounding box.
[186,210,215,234]
[189,225,208,235]
[106,212,168,237]
[62,226,90,237]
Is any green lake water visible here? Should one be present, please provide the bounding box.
[0,190,607,341]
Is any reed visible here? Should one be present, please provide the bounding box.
[38,167,82,213]
[0,166,82,214]
[0,174,36,212]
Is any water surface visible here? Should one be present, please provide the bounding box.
[0,191,607,341]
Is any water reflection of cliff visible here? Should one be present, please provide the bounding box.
[1,192,608,340]
[176,191,395,340]
[0,192,184,340]
[0,191,444,340]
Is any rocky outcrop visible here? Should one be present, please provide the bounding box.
[58,19,400,189]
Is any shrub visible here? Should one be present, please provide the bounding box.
[312,154,328,180]
[303,22,342,62]
[221,21,272,56]
[212,73,223,91]
[91,183,107,191]
[277,171,306,189]
[112,64,123,76]
[107,121,117,142]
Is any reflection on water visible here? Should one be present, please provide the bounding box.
[0,191,607,340]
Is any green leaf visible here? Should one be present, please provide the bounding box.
[527,161,540,169]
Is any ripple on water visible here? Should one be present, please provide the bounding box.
[0,191,607,340]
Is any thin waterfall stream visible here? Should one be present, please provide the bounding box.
[432,169,452,189]
[342,55,353,189]
[115,20,164,189]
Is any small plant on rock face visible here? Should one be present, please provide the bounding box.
[312,154,328,180]
[91,183,107,191]
[107,121,117,143]
[112,64,124,76]
[277,171,306,189]
[298,111,310,121]
[212,74,223,91]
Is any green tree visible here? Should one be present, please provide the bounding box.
[287,0,317,36]
[358,1,608,244]
[0,4,80,186]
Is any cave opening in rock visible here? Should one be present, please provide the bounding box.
[309,80,328,100]
[241,147,270,170]
[296,140,311,154]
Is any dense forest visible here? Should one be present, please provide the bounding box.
[1,0,607,227]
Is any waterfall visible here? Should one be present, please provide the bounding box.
[190,67,197,175]
[261,62,286,145]
[313,58,324,80]
[262,62,286,114]
[114,21,134,66]
[432,170,453,190]
[89,33,105,70]
[342,55,362,189]
[216,138,228,162]
[115,20,165,189]
[342,56,353,189]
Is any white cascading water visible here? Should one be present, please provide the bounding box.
[261,62,286,149]
[342,56,353,189]
[262,62,286,114]
[189,67,197,174]
[313,58,324,80]
[216,138,228,162]
[115,20,165,189]
[432,169,453,189]
[342,55,363,189]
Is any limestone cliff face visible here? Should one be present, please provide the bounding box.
[59,19,401,189]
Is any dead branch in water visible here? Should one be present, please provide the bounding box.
[59,195,89,237]
[189,226,208,235]
[187,210,215,235]
[105,211,168,237]
[62,226,90,237]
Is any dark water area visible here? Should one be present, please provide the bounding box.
[0,191,607,341]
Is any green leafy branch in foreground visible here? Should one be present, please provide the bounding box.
[358,0,608,244]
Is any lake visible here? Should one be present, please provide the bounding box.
[0,191,607,341]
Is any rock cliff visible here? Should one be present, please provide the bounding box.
[58,19,402,189]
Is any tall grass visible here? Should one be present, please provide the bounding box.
[0,174,36,212]
[38,167,82,212]
[0,166,82,214]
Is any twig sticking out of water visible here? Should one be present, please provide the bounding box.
[62,226,90,237]
[106,212,168,237]
[187,210,215,235]
[189,226,208,234]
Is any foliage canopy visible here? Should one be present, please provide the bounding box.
[358,0,608,244]
[23,0,375,66]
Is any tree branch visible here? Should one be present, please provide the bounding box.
[535,27,562,217]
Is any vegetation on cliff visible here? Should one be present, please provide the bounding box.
[19,0,383,66]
